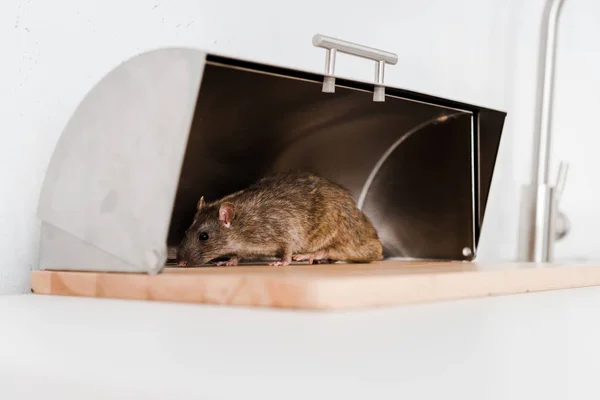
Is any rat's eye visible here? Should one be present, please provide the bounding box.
[198,232,209,241]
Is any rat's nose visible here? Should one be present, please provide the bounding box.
[177,260,188,266]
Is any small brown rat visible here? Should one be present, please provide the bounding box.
[176,171,383,267]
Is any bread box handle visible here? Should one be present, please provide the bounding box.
[312,34,398,102]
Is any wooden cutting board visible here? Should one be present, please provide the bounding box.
[30,261,600,310]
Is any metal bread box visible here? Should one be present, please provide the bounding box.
[37,35,506,274]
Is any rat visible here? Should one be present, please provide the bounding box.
[175,171,383,267]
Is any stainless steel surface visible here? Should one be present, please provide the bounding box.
[519,0,567,262]
[540,184,558,261]
[323,48,337,93]
[312,34,398,102]
[37,48,206,273]
[168,58,505,261]
[325,48,337,75]
[312,34,399,64]
[462,247,473,257]
[39,222,137,272]
[373,60,386,102]
[322,76,336,93]
[356,113,465,210]
[518,160,569,261]
[532,0,566,187]
[373,86,385,102]
[375,60,385,84]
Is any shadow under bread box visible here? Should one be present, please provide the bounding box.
[37,37,506,275]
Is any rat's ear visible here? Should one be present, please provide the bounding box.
[197,196,205,211]
[219,202,235,228]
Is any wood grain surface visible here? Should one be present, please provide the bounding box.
[30,261,600,310]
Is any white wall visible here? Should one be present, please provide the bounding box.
[1,0,597,294]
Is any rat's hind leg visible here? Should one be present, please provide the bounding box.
[321,239,383,263]
[269,246,292,266]
[337,238,383,262]
[293,250,335,265]
[216,256,239,266]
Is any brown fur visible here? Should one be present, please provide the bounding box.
[176,171,383,266]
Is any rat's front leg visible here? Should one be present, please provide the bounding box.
[269,246,292,266]
[216,256,239,266]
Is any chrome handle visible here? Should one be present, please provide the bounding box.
[312,34,399,64]
[312,34,398,102]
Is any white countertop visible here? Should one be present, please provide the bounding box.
[1,289,600,400]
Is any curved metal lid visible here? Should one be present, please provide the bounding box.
[37,48,206,273]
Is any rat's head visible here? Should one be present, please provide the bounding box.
[176,196,236,266]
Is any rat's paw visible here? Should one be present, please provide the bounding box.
[293,250,327,264]
[216,256,239,266]
[269,260,290,267]
[293,254,314,264]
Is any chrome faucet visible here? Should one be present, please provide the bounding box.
[518,0,570,262]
